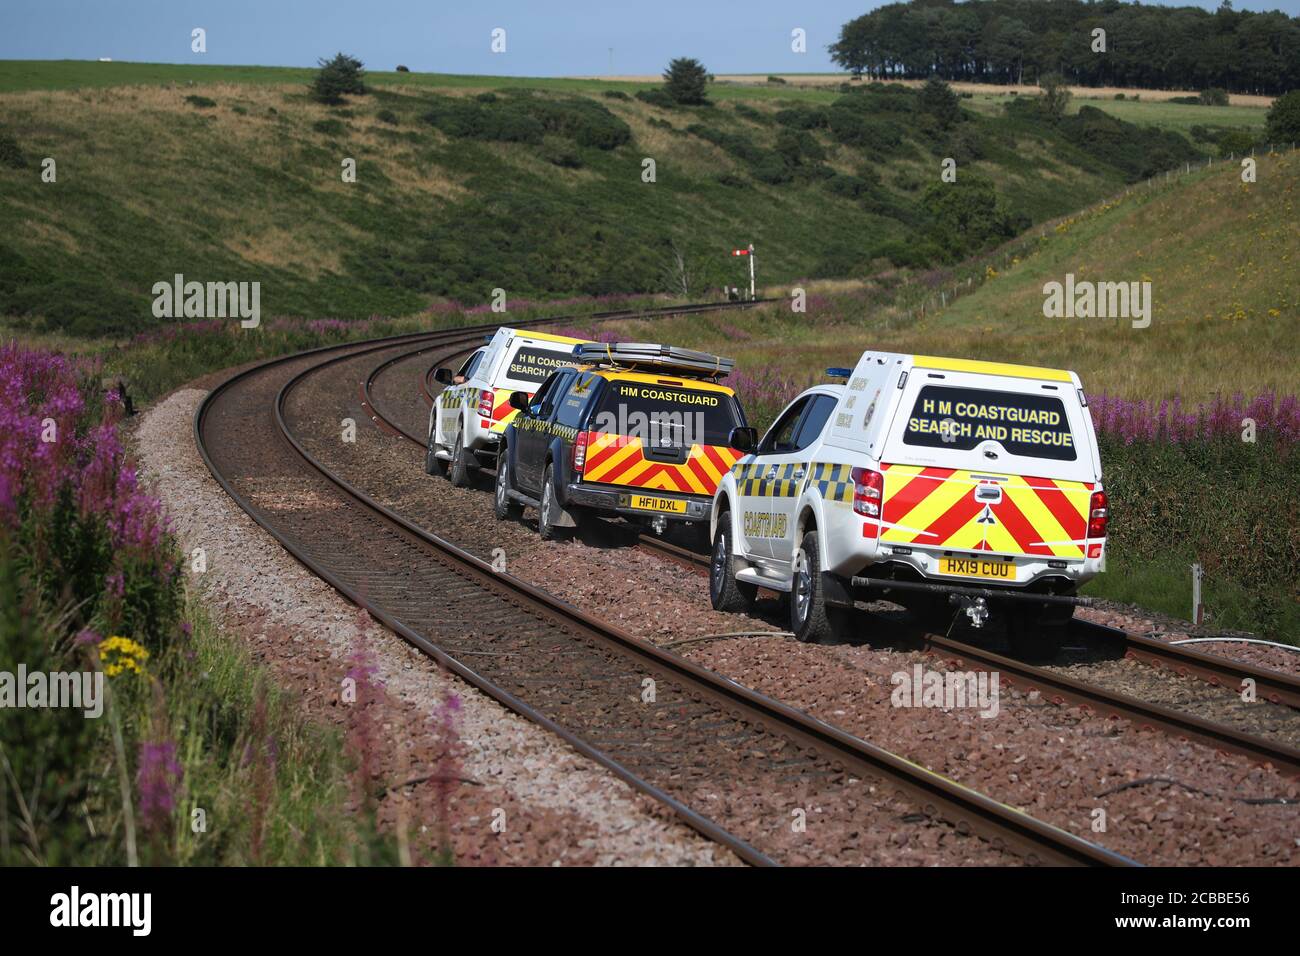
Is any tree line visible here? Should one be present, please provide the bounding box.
[830,0,1300,95]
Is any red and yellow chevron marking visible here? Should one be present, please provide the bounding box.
[878,463,1093,559]
[581,431,742,496]
[488,388,523,433]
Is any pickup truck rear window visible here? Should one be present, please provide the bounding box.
[503,344,577,386]
[903,384,1077,461]
[593,381,742,447]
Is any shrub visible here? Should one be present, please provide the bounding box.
[751,152,792,184]
[827,107,905,153]
[918,76,961,130]
[825,173,869,198]
[663,57,709,105]
[950,125,986,163]
[774,128,825,164]
[766,75,787,85]
[921,175,1020,260]
[0,130,25,169]
[602,89,630,100]
[1217,129,1256,156]
[1038,73,1071,122]
[1198,88,1230,106]
[541,140,583,168]
[184,94,216,109]
[1169,95,1201,105]
[312,52,367,105]
[1090,393,1299,637]
[376,109,399,125]
[635,88,676,109]
[774,107,828,130]
[1265,90,1300,145]
[396,65,410,72]
[313,118,346,137]
[1114,93,1126,100]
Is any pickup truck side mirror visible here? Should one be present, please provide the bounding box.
[508,390,531,412]
[433,367,455,386]
[728,426,758,453]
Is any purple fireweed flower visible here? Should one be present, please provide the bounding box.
[1088,391,1297,446]
[74,628,102,646]
[137,739,184,833]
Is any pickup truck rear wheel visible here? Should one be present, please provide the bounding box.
[709,511,757,612]
[538,464,567,541]
[791,530,846,644]
[494,450,522,521]
[449,428,476,488]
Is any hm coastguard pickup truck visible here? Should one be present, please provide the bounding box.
[709,352,1107,656]
[426,328,591,486]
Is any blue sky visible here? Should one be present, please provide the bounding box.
[1,1,1297,76]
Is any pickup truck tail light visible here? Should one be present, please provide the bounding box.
[850,467,884,518]
[572,431,589,474]
[1088,489,1108,539]
[477,390,494,420]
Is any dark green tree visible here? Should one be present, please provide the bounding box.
[1265,90,1300,145]
[311,53,367,105]
[1038,72,1071,122]
[919,76,962,129]
[663,57,709,105]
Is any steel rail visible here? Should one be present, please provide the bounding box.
[622,541,1300,774]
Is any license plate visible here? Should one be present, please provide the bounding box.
[939,557,1015,581]
[628,494,686,514]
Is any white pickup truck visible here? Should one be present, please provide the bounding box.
[426,328,590,486]
[708,351,1107,656]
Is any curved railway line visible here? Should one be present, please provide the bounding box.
[361,334,1300,781]
[197,308,1134,867]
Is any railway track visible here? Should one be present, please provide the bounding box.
[365,332,1300,780]
[620,536,1300,775]
[198,313,1132,867]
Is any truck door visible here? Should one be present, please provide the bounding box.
[514,369,572,494]
[439,349,485,448]
[736,395,809,560]
[769,394,838,566]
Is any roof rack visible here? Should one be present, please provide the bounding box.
[572,342,736,379]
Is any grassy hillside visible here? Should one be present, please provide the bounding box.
[590,151,1298,407]
[0,61,1204,335]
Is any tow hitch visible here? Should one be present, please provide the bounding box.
[649,515,668,535]
[952,594,989,628]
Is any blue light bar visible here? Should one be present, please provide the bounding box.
[826,367,853,378]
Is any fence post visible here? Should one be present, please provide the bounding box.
[1191,563,1204,626]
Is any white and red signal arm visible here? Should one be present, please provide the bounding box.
[731,248,749,256]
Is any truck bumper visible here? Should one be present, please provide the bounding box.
[564,483,712,524]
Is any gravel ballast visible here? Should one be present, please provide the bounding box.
[133,388,738,866]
